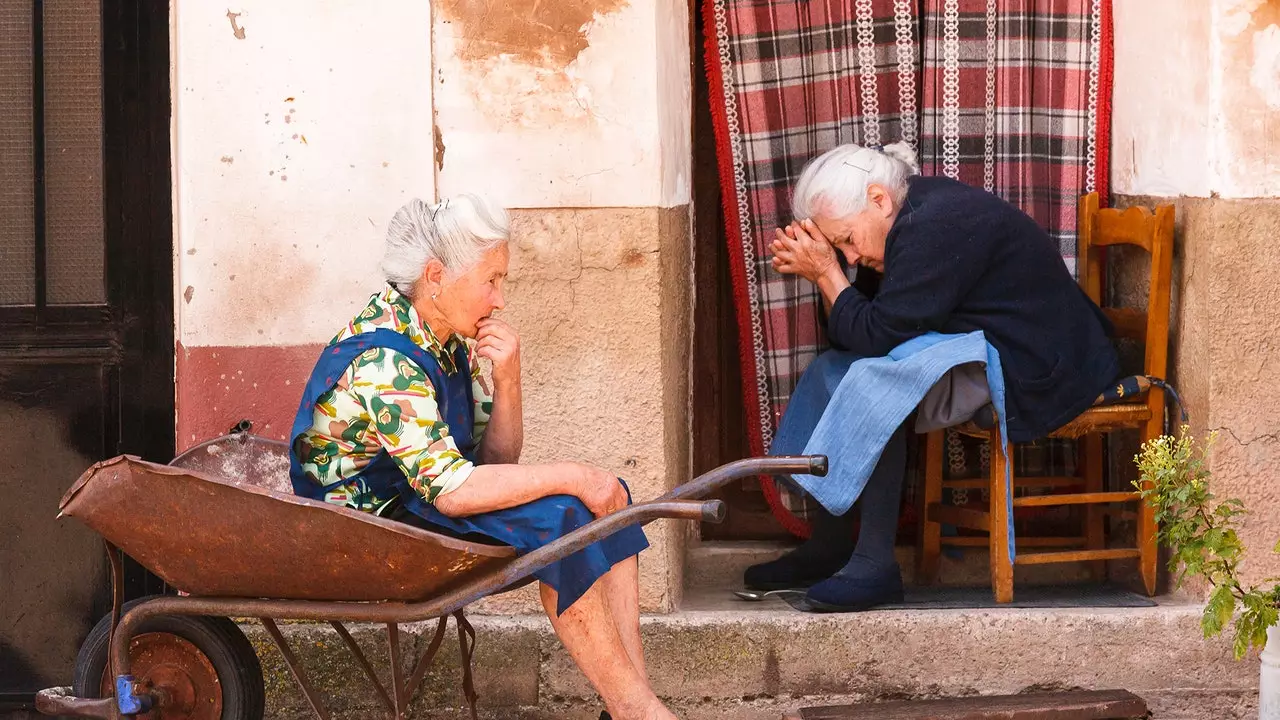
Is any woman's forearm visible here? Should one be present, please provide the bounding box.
[432,462,579,517]
[815,264,853,311]
[477,378,523,465]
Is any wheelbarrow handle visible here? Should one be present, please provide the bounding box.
[106,496,728,680]
[660,454,828,502]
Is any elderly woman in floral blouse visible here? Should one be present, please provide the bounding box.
[289,195,674,720]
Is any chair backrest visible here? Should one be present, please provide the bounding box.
[1077,193,1175,430]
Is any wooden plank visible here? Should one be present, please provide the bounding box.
[943,476,1081,490]
[1048,405,1151,439]
[1093,206,1156,251]
[1077,193,1103,303]
[1014,548,1140,566]
[1101,307,1147,342]
[926,503,990,532]
[1138,203,1175,597]
[917,430,945,584]
[989,428,1013,603]
[1012,491,1138,508]
[1082,433,1106,582]
[798,689,1148,720]
[943,536,1086,548]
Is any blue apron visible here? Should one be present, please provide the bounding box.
[289,328,648,615]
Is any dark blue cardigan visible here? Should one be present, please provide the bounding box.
[826,176,1120,442]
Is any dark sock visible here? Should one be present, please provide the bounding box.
[841,422,908,576]
[743,494,857,589]
[792,502,859,562]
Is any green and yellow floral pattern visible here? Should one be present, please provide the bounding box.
[295,285,493,511]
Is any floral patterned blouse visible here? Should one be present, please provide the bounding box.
[294,285,493,512]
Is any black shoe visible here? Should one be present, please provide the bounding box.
[743,546,852,591]
[803,562,904,612]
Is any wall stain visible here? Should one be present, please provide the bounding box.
[436,0,627,67]
[226,11,246,40]
[621,248,646,268]
[184,286,195,304]
[1251,0,1280,31]
[220,155,235,164]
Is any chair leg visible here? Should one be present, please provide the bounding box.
[1138,416,1162,596]
[988,427,1014,603]
[1082,433,1106,582]
[915,430,944,584]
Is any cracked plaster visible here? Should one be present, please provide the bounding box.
[1115,194,1280,587]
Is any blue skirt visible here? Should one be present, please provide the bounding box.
[399,479,649,616]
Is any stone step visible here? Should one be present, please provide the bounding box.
[684,541,1093,592]
[244,596,1256,719]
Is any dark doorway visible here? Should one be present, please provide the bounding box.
[0,0,173,708]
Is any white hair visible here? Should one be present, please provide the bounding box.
[381,193,510,298]
[790,141,920,221]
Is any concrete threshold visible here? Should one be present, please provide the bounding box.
[244,590,1258,720]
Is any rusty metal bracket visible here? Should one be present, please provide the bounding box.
[386,623,407,719]
[104,540,123,681]
[404,617,449,708]
[328,621,394,714]
[260,618,331,720]
[34,687,115,719]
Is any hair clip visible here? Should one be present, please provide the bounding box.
[431,198,451,220]
[842,144,885,173]
[843,156,874,172]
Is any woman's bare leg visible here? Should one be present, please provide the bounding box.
[540,581,676,720]
[598,555,647,679]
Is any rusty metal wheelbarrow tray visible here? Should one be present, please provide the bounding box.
[37,431,827,719]
[57,454,517,602]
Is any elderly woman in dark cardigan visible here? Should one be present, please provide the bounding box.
[748,142,1120,611]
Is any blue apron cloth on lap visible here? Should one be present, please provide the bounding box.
[289,328,648,615]
[771,331,1015,564]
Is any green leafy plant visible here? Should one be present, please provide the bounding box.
[1135,427,1280,659]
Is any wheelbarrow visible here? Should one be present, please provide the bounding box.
[34,429,827,719]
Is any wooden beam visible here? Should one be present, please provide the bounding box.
[1102,307,1147,342]
[944,476,1082,490]
[798,689,1148,719]
[926,503,990,532]
[942,536,1087,548]
[1014,548,1141,566]
[1012,491,1139,508]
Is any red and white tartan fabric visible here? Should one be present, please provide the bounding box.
[704,0,1114,536]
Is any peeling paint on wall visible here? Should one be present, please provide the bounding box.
[434,125,446,171]
[1252,24,1280,107]
[433,0,688,207]
[436,0,628,67]
[226,10,246,40]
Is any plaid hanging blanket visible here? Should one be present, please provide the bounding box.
[704,0,1114,535]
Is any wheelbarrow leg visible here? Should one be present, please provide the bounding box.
[330,621,395,714]
[104,542,123,679]
[106,576,153,718]
[260,618,332,720]
[386,623,408,719]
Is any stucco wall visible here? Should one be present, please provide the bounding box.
[1113,0,1280,585]
[1112,0,1280,199]
[172,1,692,612]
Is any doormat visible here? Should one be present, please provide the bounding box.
[768,584,1156,612]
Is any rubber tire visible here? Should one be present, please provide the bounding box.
[72,596,265,719]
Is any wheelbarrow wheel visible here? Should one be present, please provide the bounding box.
[73,596,265,720]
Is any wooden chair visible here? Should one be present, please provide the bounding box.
[913,192,1175,602]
